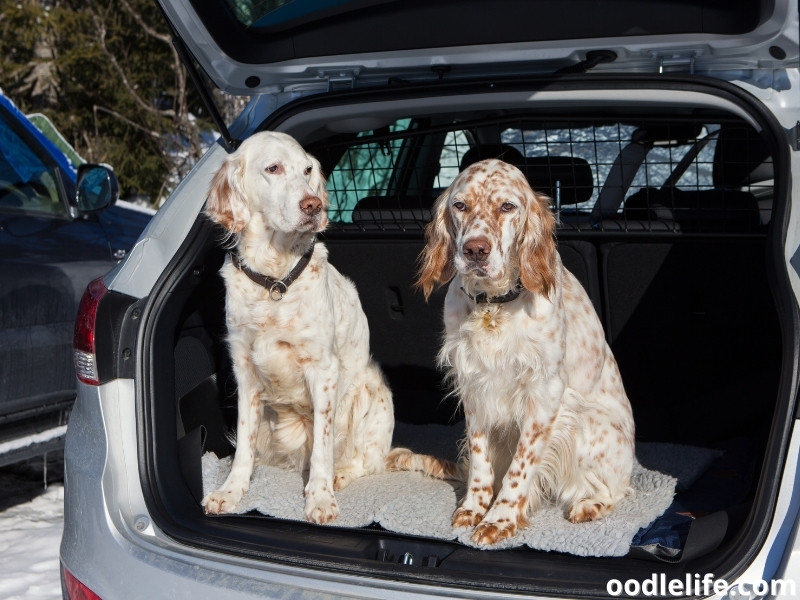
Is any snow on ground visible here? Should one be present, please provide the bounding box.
[0,452,65,600]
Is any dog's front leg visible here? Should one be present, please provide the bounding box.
[470,394,560,547]
[452,409,495,528]
[303,355,341,524]
[202,339,263,515]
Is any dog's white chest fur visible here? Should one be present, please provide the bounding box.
[440,293,564,431]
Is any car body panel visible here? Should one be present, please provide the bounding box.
[160,0,798,97]
[785,149,800,315]
[104,145,222,298]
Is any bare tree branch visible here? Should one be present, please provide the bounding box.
[115,0,203,167]
[92,12,167,118]
[119,0,171,45]
[93,104,162,138]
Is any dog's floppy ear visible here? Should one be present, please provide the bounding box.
[205,154,250,233]
[518,185,557,299]
[416,189,456,300]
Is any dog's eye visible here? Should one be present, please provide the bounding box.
[265,164,280,174]
[452,201,467,212]
[500,202,517,213]
[304,165,313,176]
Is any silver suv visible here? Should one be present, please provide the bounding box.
[61,1,800,598]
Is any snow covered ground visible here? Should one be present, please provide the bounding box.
[0,452,65,599]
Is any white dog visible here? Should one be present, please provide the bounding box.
[202,131,455,524]
[417,158,635,546]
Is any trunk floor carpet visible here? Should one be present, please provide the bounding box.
[200,422,721,556]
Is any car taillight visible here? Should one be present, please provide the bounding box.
[61,564,102,600]
[73,277,107,386]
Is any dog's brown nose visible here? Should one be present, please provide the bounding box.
[299,195,322,216]
[463,237,491,263]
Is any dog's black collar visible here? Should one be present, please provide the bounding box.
[461,280,524,304]
[230,237,316,300]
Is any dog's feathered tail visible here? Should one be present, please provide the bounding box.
[385,447,464,480]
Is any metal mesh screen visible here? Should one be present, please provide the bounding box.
[318,116,772,234]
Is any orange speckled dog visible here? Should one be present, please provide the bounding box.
[418,158,635,546]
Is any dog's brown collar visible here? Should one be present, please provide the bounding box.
[461,280,523,304]
[230,237,316,301]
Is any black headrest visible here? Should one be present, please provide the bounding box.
[459,144,525,171]
[522,156,594,205]
[713,125,771,188]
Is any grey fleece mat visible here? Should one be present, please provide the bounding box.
[201,423,719,556]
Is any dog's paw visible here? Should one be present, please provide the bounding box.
[452,507,484,528]
[333,467,362,491]
[304,495,339,524]
[568,499,612,523]
[470,520,517,546]
[304,479,339,524]
[202,488,244,515]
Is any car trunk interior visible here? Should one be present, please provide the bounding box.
[139,78,793,596]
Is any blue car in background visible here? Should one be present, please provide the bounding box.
[0,90,152,466]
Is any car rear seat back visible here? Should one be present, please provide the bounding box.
[623,187,761,232]
[622,123,770,233]
[601,238,780,443]
[604,123,778,442]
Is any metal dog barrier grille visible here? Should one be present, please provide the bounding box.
[319,116,773,234]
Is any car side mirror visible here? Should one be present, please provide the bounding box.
[76,164,120,213]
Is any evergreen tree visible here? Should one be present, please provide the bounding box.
[0,0,226,207]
